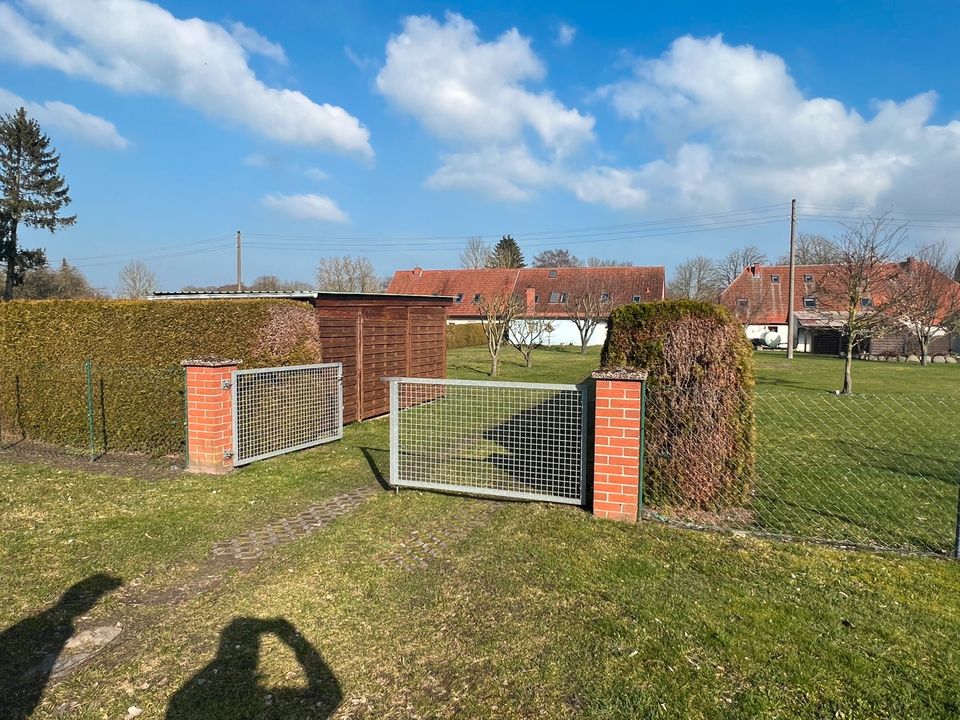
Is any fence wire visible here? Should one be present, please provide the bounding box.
[389,378,586,504]
[643,386,960,557]
[0,361,185,459]
[232,363,343,466]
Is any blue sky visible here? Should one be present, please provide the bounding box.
[2,0,959,292]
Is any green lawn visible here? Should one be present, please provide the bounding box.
[1,344,959,718]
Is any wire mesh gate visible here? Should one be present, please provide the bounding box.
[387,377,588,505]
[232,363,343,466]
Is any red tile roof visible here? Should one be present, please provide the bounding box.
[387,266,666,318]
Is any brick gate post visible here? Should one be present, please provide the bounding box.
[591,369,647,522]
[182,359,240,474]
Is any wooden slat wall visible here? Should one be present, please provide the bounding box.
[314,299,449,423]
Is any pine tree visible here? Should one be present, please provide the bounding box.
[487,235,525,268]
[0,107,75,301]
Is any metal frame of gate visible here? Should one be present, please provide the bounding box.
[387,376,588,505]
[232,363,343,466]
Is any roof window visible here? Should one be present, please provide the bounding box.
[548,270,558,278]
[771,275,781,284]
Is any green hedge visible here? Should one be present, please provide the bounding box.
[602,300,756,510]
[0,299,322,456]
[446,322,487,349]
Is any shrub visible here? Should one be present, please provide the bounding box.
[446,322,486,349]
[0,299,322,455]
[602,300,756,510]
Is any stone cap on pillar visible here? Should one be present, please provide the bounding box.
[180,358,243,368]
[591,367,647,381]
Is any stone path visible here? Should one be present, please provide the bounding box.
[386,500,501,571]
[211,486,379,562]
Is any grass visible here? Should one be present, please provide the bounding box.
[447,344,602,384]
[1,343,959,717]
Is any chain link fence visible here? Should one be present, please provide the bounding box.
[0,360,186,460]
[643,386,960,557]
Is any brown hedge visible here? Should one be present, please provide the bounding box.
[0,299,322,456]
[601,300,756,510]
[446,322,486,349]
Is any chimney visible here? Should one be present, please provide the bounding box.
[412,266,423,277]
[525,286,536,312]
[749,263,760,277]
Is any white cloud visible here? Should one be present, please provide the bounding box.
[229,21,287,65]
[344,45,377,72]
[303,167,329,181]
[426,146,555,202]
[376,13,593,156]
[555,24,577,47]
[597,34,960,212]
[0,0,372,158]
[262,193,348,223]
[242,153,274,168]
[0,87,129,149]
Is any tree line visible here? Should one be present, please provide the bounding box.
[460,235,632,269]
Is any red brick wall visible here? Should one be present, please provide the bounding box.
[184,361,236,473]
[592,375,644,522]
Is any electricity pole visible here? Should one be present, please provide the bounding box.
[236,230,242,292]
[786,199,797,359]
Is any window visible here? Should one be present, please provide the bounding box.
[600,292,610,302]
[454,293,463,303]
[473,293,482,303]
[633,295,642,303]
[535,294,541,303]
[860,297,873,308]
[804,274,813,283]
[549,291,560,303]
[771,275,781,284]
[736,298,749,310]
[803,296,816,308]
[548,269,558,278]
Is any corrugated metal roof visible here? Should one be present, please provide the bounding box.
[149,290,451,301]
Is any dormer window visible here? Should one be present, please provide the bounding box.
[633,295,642,303]
[454,293,463,303]
[473,293,482,303]
[549,291,567,303]
[771,275,781,284]
[803,297,816,308]
[860,297,873,308]
[600,292,610,302]
[804,274,813,283]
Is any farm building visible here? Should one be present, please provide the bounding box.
[150,291,451,422]
[720,261,959,355]
[386,266,666,346]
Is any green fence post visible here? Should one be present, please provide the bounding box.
[637,380,647,522]
[84,359,95,461]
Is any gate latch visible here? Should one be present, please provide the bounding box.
[223,449,234,460]
[221,379,232,390]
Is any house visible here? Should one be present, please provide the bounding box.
[386,266,666,346]
[719,261,960,355]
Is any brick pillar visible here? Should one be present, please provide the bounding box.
[182,359,240,474]
[591,369,647,522]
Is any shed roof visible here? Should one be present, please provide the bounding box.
[150,290,451,303]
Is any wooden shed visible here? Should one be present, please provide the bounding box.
[150,290,451,423]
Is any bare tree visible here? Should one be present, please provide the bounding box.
[887,242,960,364]
[248,275,311,291]
[715,245,768,288]
[777,233,842,265]
[668,256,721,300]
[315,256,382,292]
[816,216,906,394]
[564,286,614,354]
[460,236,492,269]
[532,249,580,268]
[117,260,157,298]
[586,257,632,267]
[508,316,553,367]
[477,292,524,376]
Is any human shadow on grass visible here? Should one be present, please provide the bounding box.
[165,617,341,720]
[0,574,122,720]
[482,392,587,502]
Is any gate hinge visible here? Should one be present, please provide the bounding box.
[223,449,234,459]
[221,379,232,390]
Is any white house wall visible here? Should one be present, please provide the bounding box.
[448,318,609,346]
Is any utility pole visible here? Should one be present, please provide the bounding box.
[236,230,242,292]
[786,199,797,359]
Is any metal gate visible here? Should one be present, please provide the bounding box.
[387,377,587,505]
[232,363,343,466]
